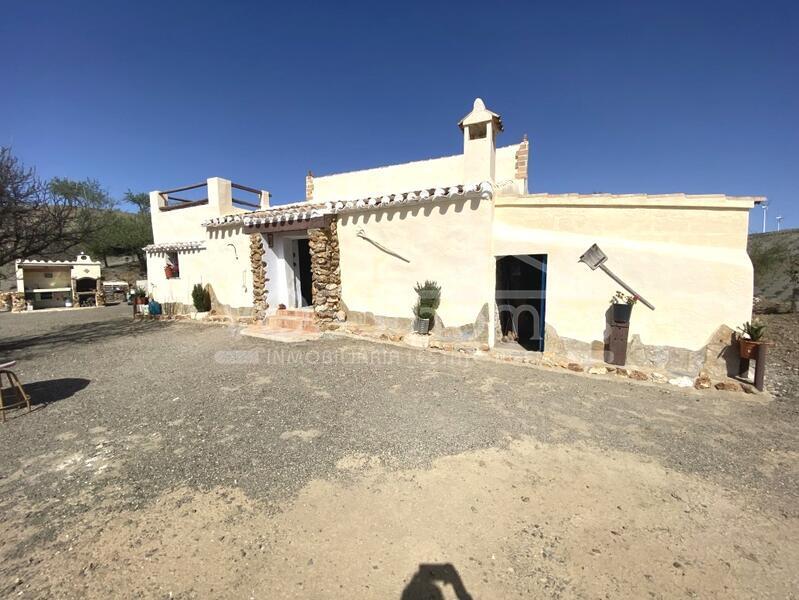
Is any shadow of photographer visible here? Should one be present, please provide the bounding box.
[401,563,473,600]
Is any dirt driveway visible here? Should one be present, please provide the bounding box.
[0,306,797,598]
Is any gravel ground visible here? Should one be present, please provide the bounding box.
[0,305,797,598]
[759,312,799,405]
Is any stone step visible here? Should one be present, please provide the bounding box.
[276,308,314,318]
[241,325,321,343]
[266,314,319,333]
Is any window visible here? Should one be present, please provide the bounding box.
[44,272,54,278]
[39,292,53,300]
[165,251,180,279]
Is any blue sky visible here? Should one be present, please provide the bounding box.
[2,1,796,232]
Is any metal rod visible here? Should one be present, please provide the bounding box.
[357,229,410,263]
[160,182,208,195]
[159,199,209,212]
[231,182,262,194]
[754,343,767,391]
[598,264,655,310]
[232,198,260,208]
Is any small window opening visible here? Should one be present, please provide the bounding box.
[44,272,53,278]
[468,122,487,140]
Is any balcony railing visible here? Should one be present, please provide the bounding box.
[158,180,264,212]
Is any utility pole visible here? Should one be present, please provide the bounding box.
[762,202,768,233]
[776,215,783,232]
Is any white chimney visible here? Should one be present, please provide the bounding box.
[459,98,503,183]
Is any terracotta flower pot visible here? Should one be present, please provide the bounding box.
[739,338,763,360]
[165,265,175,279]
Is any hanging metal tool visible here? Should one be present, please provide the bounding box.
[579,244,655,310]
[357,229,410,263]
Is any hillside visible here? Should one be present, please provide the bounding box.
[748,228,799,308]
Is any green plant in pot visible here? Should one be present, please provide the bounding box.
[191,283,212,313]
[412,280,441,334]
[132,287,148,305]
[610,290,638,323]
[737,320,766,359]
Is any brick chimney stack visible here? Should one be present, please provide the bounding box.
[515,134,529,192]
[305,171,314,201]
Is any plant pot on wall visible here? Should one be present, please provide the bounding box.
[165,265,175,279]
[738,338,763,360]
[737,320,767,360]
[413,317,430,335]
[612,303,633,323]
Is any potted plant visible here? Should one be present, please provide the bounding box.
[165,263,178,279]
[737,320,767,359]
[610,290,638,323]
[132,287,148,305]
[191,283,212,318]
[412,280,441,334]
[412,302,435,334]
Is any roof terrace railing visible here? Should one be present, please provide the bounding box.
[158,180,263,211]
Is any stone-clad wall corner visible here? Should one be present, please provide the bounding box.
[308,219,341,328]
[250,233,267,322]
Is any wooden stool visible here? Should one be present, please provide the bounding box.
[0,360,31,422]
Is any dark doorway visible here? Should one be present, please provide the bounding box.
[495,254,547,351]
[296,238,313,306]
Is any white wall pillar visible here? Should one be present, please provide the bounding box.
[260,190,271,209]
[207,177,233,214]
[149,190,165,212]
[15,262,24,293]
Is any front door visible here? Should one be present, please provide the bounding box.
[495,254,547,351]
[291,238,313,307]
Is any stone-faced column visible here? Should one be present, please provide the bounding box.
[71,277,78,305]
[250,233,267,322]
[308,218,341,328]
[11,292,26,313]
[95,279,106,307]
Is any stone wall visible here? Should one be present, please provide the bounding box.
[95,279,106,307]
[0,291,11,311]
[11,292,26,313]
[250,233,267,322]
[544,322,739,378]
[308,219,341,327]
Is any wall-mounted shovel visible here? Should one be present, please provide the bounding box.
[579,244,655,310]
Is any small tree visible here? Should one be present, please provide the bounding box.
[192,283,212,312]
[0,148,114,272]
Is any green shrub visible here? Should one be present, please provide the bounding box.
[414,280,441,310]
[412,280,441,327]
[738,320,766,341]
[412,301,436,320]
[191,283,211,312]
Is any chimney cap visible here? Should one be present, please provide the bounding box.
[458,98,503,132]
